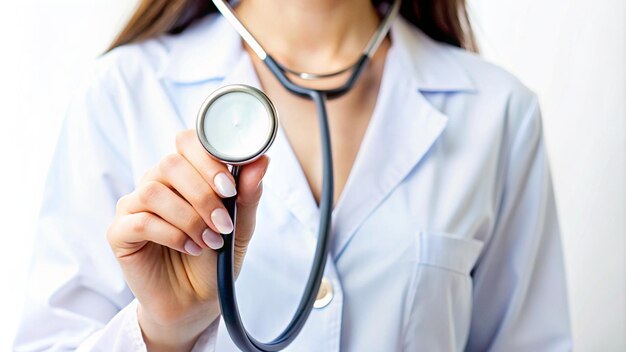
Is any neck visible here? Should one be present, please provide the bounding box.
[235,0,380,74]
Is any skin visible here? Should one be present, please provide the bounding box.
[106,0,388,350]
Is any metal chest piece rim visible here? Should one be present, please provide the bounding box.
[196,84,279,165]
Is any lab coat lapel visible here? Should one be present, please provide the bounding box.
[330,44,449,258]
[329,16,477,257]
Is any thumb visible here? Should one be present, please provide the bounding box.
[232,155,270,246]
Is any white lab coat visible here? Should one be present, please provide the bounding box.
[14,13,572,352]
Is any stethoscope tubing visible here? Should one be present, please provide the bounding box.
[218,88,334,351]
[211,1,397,350]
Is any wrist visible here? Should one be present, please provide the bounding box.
[137,302,220,351]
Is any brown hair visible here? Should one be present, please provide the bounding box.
[108,0,477,52]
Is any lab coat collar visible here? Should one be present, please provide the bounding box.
[159,13,242,83]
[159,14,476,93]
[390,16,476,92]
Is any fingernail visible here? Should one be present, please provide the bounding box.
[214,172,237,198]
[211,208,234,234]
[202,228,224,250]
[184,240,202,256]
[258,158,270,187]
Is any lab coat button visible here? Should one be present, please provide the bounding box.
[313,277,333,309]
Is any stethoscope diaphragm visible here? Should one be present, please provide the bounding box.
[196,84,278,165]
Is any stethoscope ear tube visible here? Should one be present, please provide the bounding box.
[217,92,334,352]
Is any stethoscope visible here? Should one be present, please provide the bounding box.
[195,0,400,351]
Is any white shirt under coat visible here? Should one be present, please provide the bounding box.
[14,13,572,352]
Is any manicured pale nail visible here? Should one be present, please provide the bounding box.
[211,208,234,234]
[184,240,202,256]
[258,158,270,187]
[202,228,224,250]
[214,172,237,197]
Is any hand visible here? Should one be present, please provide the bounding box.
[107,130,269,351]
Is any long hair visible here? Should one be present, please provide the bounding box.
[108,0,477,52]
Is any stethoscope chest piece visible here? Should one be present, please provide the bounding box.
[197,84,278,165]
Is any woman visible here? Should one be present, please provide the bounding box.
[15,0,572,350]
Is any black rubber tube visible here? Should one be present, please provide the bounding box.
[217,91,334,352]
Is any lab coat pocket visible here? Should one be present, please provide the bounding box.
[403,231,484,351]
[418,231,483,276]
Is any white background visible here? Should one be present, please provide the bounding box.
[0,0,624,350]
